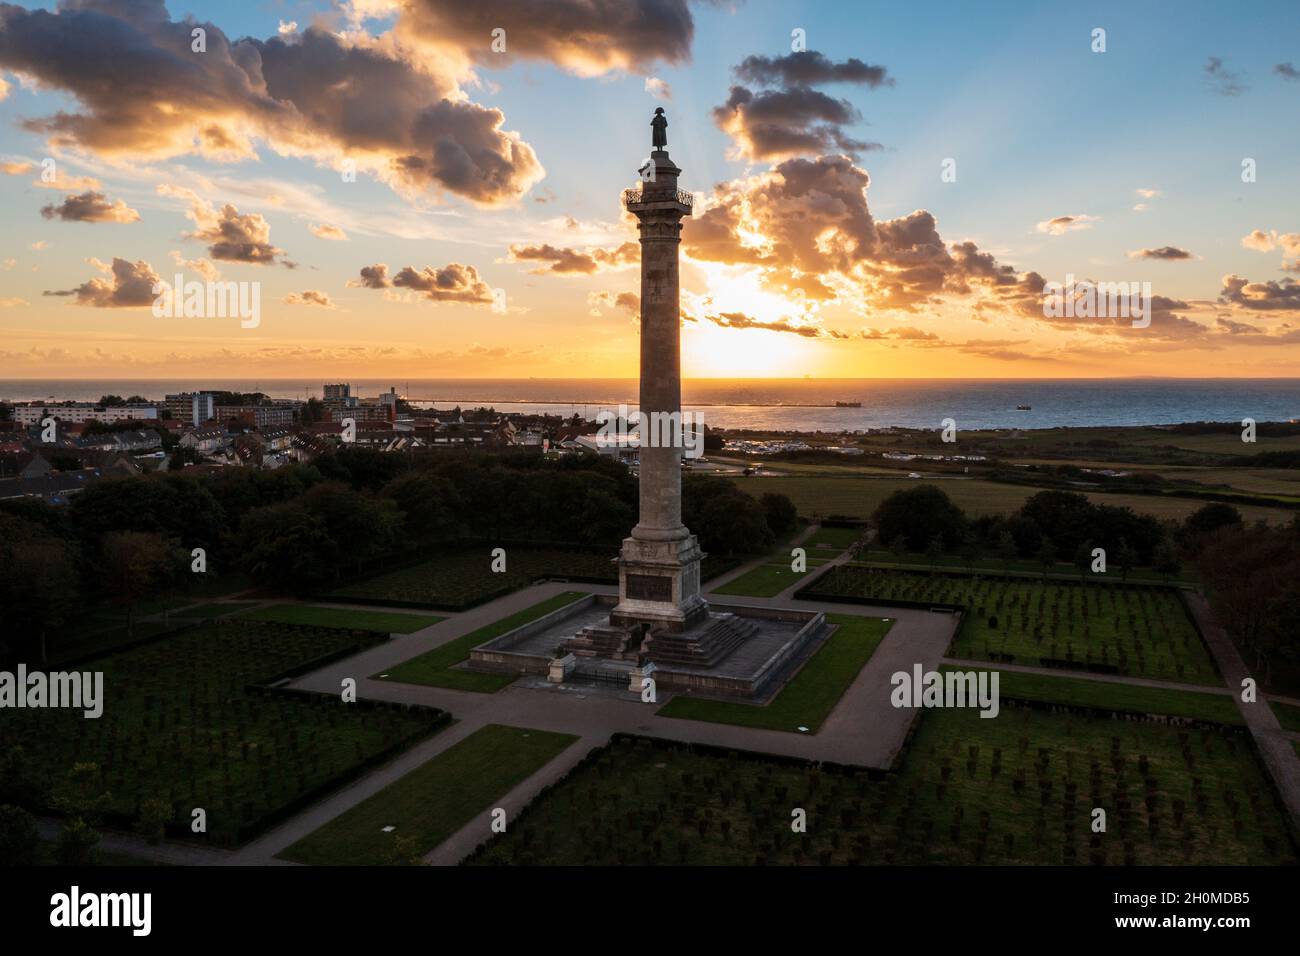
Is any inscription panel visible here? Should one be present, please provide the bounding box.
[626,573,673,603]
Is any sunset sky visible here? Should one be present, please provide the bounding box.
[1,0,1299,379]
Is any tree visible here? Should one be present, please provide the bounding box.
[1153,539,1181,580]
[0,804,41,866]
[53,762,110,866]
[872,485,967,553]
[995,531,1018,571]
[383,472,464,543]
[760,493,798,538]
[0,515,79,664]
[1073,540,1093,582]
[101,530,171,637]
[1181,502,1243,550]
[137,797,172,845]
[1115,538,1137,582]
[924,534,944,572]
[958,532,982,570]
[1036,539,1057,578]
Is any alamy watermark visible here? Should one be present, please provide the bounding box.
[1,665,103,718]
[891,664,1000,718]
[1043,274,1151,328]
[152,273,261,329]
[595,403,705,458]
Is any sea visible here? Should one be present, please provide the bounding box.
[2,379,1297,431]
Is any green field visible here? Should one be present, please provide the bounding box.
[279,724,577,865]
[0,620,443,844]
[857,549,1194,584]
[804,526,865,549]
[949,668,1243,725]
[469,706,1296,865]
[1271,701,1300,733]
[809,566,1218,684]
[176,602,260,619]
[375,592,587,692]
[239,604,442,634]
[729,475,1295,525]
[712,563,814,598]
[657,614,892,732]
[328,547,615,609]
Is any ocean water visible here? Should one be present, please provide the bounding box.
[2,378,1297,431]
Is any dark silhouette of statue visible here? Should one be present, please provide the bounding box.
[651,107,667,150]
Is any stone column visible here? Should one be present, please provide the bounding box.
[610,142,708,632]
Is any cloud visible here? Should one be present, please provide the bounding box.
[39,191,141,223]
[588,290,639,316]
[0,5,543,205]
[278,20,298,35]
[1274,62,1299,80]
[1205,56,1247,96]
[159,185,289,266]
[713,85,879,160]
[1128,246,1194,260]
[733,51,894,88]
[1219,274,1300,311]
[349,261,495,303]
[1240,228,1300,255]
[507,241,638,274]
[645,76,672,100]
[168,250,220,281]
[284,290,333,307]
[1036,215,1100,236]
[395,0,696,76]
[0,160,32,175]
[43,256,160,307]
[1135,188,1161,199]
[309,223,349,240]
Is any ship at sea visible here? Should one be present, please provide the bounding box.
[835,400,862,407]
[1016,404,1032,410]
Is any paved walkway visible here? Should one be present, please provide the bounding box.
[1184,593,1300,825]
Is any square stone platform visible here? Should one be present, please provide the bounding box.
[467,594,827,699]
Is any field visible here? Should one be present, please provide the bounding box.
[327,547,615,610]
[854,549,1194,584]
[0,620,444,844]
[375,592,587,692]
[238,604,442,634]
[954,668,1243,725]
[279,724,577,865]
[468,704,1297,865]
[712,563,817,597]
[728,475,1295,525]
[806,566,1218,684]
[658,614,892,732]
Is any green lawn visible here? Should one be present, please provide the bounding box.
[375,592,587,692]
[176,601,260,619]
[239,604,442,634]
[1270,701,1300,733]
[810,566,1219,684]
[470,707,1296,865]
[804,526,864,549]
[657,613,892,732]
[857,549,1195,585]
[279,724,577,865]
[712,563,812,598]
[944,667,1244,725]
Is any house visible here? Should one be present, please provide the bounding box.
[178,427,229,454]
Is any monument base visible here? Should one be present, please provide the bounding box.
[608,531,708,633]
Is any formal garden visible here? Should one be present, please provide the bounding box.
[467,702,1297,866]
[804,566,1218,684]
[0,619,445,845]
[280,724,576,865]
